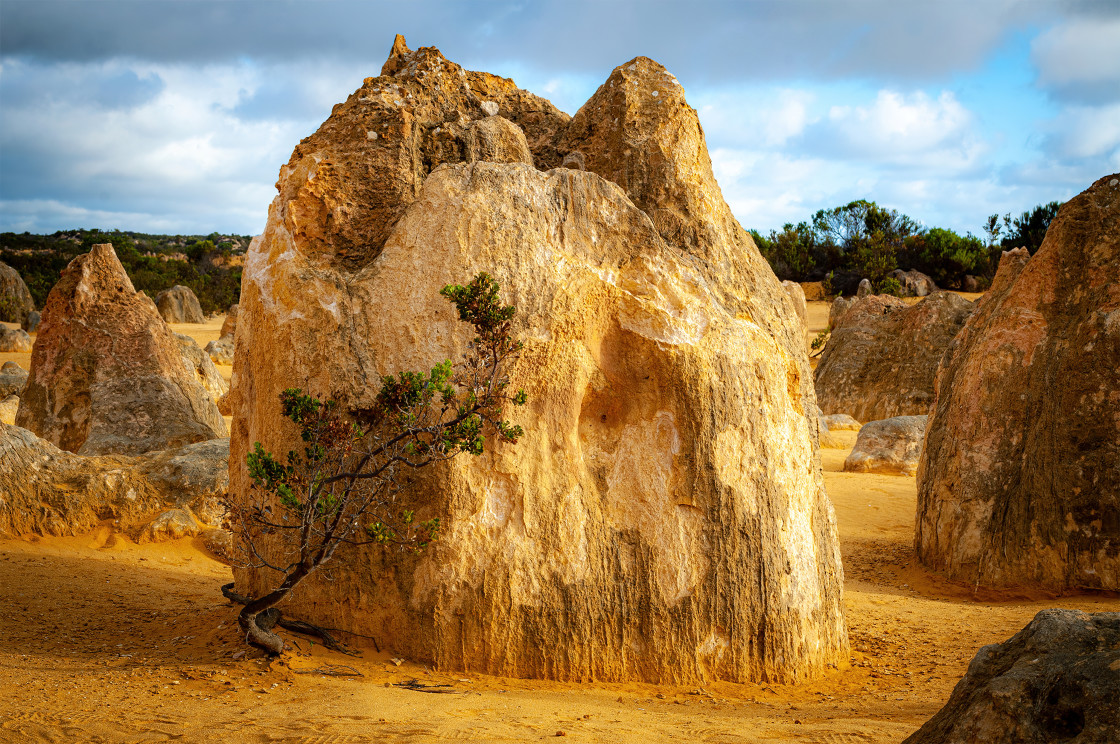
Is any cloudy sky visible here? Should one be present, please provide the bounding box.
[1,0,1117,238]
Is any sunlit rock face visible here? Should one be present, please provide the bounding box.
[917,174,1120,592]
[230,36,847,684]
[16,244,227,456]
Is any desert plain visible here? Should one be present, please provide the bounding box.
[1,304,1114,744]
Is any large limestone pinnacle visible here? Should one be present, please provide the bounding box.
[230,36,847,684]
[916,174,1120,591]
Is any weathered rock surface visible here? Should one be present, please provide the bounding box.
[174,332,229,402]
[889,269,937,297]
[823,413,861,431]
[903,609,1120,744]
[814,292,974,422]
[828,296,854,329]
[140,508,202,542]
[782,280,808,333]
[21,310,41,333]
[843,415,927,476]
[205,335,235,366]
[0,262,35,326]
[16,244,227,456]
[0,327,32,352]
[0,424,229,538]
[0,361,27,397]
[917,175,1120,591]
[230,39,846,685]
[155,285,205,324]
[856,278,872,298]
[0,395,18,425]
[220,304,239,338]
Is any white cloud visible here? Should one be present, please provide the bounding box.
[1042,103,1120,161]
[817,90,986,170]
[696,88,815,148]
[1032,17,1120,102]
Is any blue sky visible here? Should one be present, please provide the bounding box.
[1,0,1117,238]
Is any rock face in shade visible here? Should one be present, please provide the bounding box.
[221,304,239,338]
[782,280,808,333]
[0,361,27,397]
[916,174,1120,592]
[843,415,927,476]
[814,292,974,423]
[0,328,32,353]
[21,310,41,333]
[229,38,846,685]
[155,285,205,324]
[15,244,227,456]
[0,423,228,539]
[903,610,1120,744]
[0,262,36,327]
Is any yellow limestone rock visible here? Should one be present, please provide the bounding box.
[230,38,846,684]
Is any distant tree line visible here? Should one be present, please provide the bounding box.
[750,200,1062,295]
[0,228,250,313]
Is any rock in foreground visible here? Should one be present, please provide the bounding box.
[814,292,974,422]
[230,38,845,685]
[903,609,1120,744]
[156,285,204,324]
[917,175,1120,591]
[843,415,927,476]
[16,244,227,455]
[0,424,228,539]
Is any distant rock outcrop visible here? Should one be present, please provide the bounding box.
[828,296,854,329]
[15,244,227,456]
[889,269,937,297]
[814,292,974,422]
[229,37,845,685]
[843,415,927,476]
[916,175,1120,591]
[174,332,229,402]
[903,609,1120,744]
[205,335,234,366]
[0,425,229,540]
[0,361,27,398]
[221,303,239,338]
[155,285,204,324]
[0,262,35,327]
[21,310,41,333]
[0,328,31,353]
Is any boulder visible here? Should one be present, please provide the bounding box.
[823,413,861,431]
[220,303,239,338]
[817,412,850,450]
[205,334,235,366]
[229,38,846,685]
[856,278,873,298]
[15,244,227,456]
[0,424,229,538]
[465,115,534,164]
[139,508,202,542]
[0,395,18,425]
[799,282,827,301]
[903,609,1120,744]
[21,310,41,333]
[0,262,35,327]
[174,332,229,402]
[843,415,927,476]
[962,275,982,293]
[781,280,808,333]
[0,361,27,397]
[155,285,205,324]
[0,327,32,352]
[828,296,854,329]
[814,292,974,422]
[889,269,937,297]
[916,174,1120,591]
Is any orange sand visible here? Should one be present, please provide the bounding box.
[1,306,1116,742]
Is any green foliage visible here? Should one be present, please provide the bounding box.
[901,228,988,288]
[230,273,527,651]
[1000,201,1062,255]
[810,326,831,355]
[875,277,902,297]
[0,228,249,312]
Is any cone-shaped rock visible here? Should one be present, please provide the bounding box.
[230,38,846,684]
[916,174,1120,591]
[814,292,974,422]
[16,244,227,455]
[0,262,35,326]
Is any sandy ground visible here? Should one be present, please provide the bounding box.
[1,305,1117,742]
